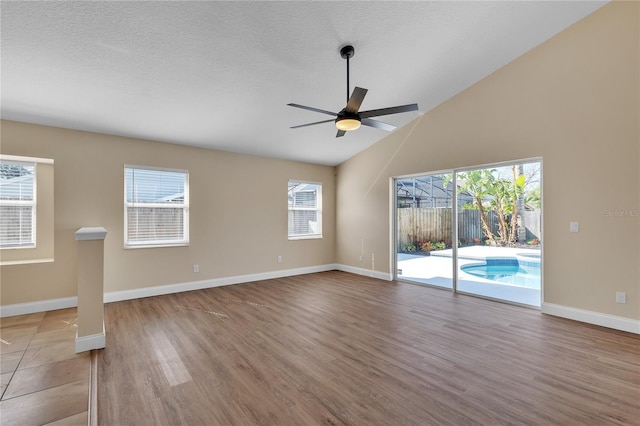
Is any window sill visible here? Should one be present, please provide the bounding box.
[0,258,54,266]
[288,234,323,241]
[1,245,37,250]
[124,242,189,249]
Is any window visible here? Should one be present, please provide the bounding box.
[288,180,322,239]
[0,159,36,248]
[0,154,53,265]
[124,166,189,247]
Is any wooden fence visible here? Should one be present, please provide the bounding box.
[397,208,540,250]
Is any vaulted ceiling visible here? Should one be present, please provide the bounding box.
[1,1,607,166]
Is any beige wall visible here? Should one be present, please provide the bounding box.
[0,121,336,305]
[1,2,638,324]
[336,2,639,320]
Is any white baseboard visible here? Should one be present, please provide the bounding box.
[542,303,640,334]
[76,324,106,353]
[334,264,392,281]
[0,265,391,317]
[11,270,635,336]
[0,266,338,317]
[0,296,77,318]
[104,264,338,303]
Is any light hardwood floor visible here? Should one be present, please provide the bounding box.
[98,271,640,425]
[0,308,89,425]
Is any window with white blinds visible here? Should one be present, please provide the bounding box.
[0,159,36,248]
[288,180,322,239]
[124,166,189,247]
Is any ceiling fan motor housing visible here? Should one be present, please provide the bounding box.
[336,109,359,121]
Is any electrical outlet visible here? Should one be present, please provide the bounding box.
[569,221,579,232]
[359,255,363,262]
[615,291,626,304]
[193,264,199,273]
[277,255,282,264]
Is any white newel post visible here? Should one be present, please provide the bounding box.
[75,227,107,353]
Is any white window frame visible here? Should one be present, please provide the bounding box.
[288,180,322,240]
[124,165,189,248]
[0,157,37,249]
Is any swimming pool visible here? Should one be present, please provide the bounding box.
[461,259,540,289]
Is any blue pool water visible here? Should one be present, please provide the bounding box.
[461,262,540,289]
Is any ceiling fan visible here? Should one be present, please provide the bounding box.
[288,45,419,138]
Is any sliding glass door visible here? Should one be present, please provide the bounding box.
[455,162,542,306]
[395,173,454,290]
[394,160,542,308]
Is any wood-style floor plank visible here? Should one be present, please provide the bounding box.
[98,271,640,425]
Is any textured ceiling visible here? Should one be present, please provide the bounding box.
[1,1,607,166]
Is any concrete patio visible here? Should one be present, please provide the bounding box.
[397,246,541,307]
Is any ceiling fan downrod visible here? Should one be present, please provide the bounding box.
[340,45,355,104]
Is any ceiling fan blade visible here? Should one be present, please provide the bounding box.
[287,103,337,117]
[290,119,336,129]
[336,130,346,138]
[361,118,397,132]
[345,87,368,113]
[359,103,419,119]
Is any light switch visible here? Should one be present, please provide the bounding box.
[569,221,579,232]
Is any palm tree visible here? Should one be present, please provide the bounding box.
[456,167,525,247]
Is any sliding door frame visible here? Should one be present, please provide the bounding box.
[391,157,543,308]
[390,168,456,291]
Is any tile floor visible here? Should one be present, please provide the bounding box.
[0,308,90,425]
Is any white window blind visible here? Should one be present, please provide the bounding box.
[124,166,189,247]
[0,160,36,248]
[288,180,322,239]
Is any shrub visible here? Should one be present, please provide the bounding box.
[420,241,434,252]
[404,243,417,253]
[433,241,446,250]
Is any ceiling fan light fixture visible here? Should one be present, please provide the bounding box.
[335,117,361,131]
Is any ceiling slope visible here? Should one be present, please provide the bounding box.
[0,1,607,165]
